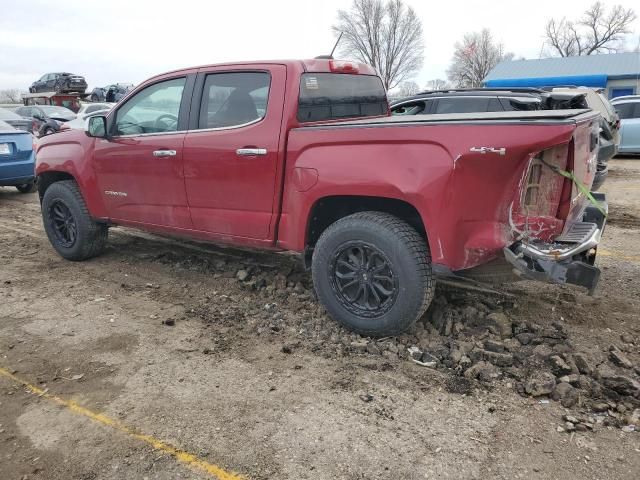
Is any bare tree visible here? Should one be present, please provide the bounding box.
[333,0,424,90]
[424,79,449,91]
[447,29,512,88]
[398,80,420,97]
[0,89,24,103]
[545,2,636,57]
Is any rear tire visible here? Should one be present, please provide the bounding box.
[312,211,434,337]
[41,180,108,261]
[16,183,37,194]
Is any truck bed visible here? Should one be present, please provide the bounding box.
[299,109,596,128]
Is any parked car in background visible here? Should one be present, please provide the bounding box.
[59,108,112,131]
[14,105,76,137]
[36,59,606,336]
[390,87,617,190]
[90,83,134,102]
[551,87,620,188]
[76,102,114,116]
[0,107,33,133]
[29,73,87,94]
[0,120,36,193]
[611,95,640,154]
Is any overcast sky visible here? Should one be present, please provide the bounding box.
[1,0,639,91]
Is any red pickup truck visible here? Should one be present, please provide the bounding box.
[36,59,607,336]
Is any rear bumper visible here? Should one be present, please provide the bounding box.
[504,193,607,294]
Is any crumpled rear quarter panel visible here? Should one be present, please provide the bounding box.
[280,121,576,271]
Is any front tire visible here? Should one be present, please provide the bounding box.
[312,212,434,337]
[41,180,108,261]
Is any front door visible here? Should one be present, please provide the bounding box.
[182,66,286,239]
[93,76,193,229]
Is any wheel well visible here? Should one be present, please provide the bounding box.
[37,171,76,200]
[305,196,428,265]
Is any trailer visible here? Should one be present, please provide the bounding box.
[21,92,90,113]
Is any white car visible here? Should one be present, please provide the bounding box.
[76,102,114,116]
[60,108,112,131]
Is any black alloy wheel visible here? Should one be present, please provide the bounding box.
[329,242,398,317]
[48,200,77,248]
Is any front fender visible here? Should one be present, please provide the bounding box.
[36,130,108,218]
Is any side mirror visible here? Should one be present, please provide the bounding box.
[86,115,108,138]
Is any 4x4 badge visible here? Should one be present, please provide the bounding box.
[470,147,506,156]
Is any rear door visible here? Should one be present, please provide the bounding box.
[46,74,57,91]
[182,65,286,239]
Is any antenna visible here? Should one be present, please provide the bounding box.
[330,32,343,58]
[315,32,344,60]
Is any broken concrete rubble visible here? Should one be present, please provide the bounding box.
[525,372,557,397]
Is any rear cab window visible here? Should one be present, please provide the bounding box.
[297,73,387,122]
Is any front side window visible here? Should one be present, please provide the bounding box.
[392,101,427,116]
[198,72,271,129]
[114,77,186,136]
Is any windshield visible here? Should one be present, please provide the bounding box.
[41,106,74,117]
[298,73,387,122]
[0,108,22,120]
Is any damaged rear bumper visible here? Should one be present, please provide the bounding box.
[504,193,607,294]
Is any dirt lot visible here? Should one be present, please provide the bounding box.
[1,158,639,480]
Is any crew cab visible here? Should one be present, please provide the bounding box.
[35,59,607,336]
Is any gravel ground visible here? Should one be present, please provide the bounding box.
[1,158,639,480]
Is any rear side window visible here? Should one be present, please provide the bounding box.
[433,97,491,114]
[298,73,387,122]
[391,101,428,116]
[614,103,638,119]
[198,72,270,129]
[499,97,541,111]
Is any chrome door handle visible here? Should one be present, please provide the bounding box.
[236,148,267,156]
[153,150,177,157]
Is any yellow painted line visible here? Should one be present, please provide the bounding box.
[0,367,245,480]
[598,248,640,263]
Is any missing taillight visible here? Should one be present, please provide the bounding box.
[511,144,570,240]
[524,162,543,207]
[520,145,568,217]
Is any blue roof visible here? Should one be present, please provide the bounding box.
[486,74,607,88]
[485,52,640,82]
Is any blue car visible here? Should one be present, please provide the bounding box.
[611,96,640,155]
[0,120,37,193]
